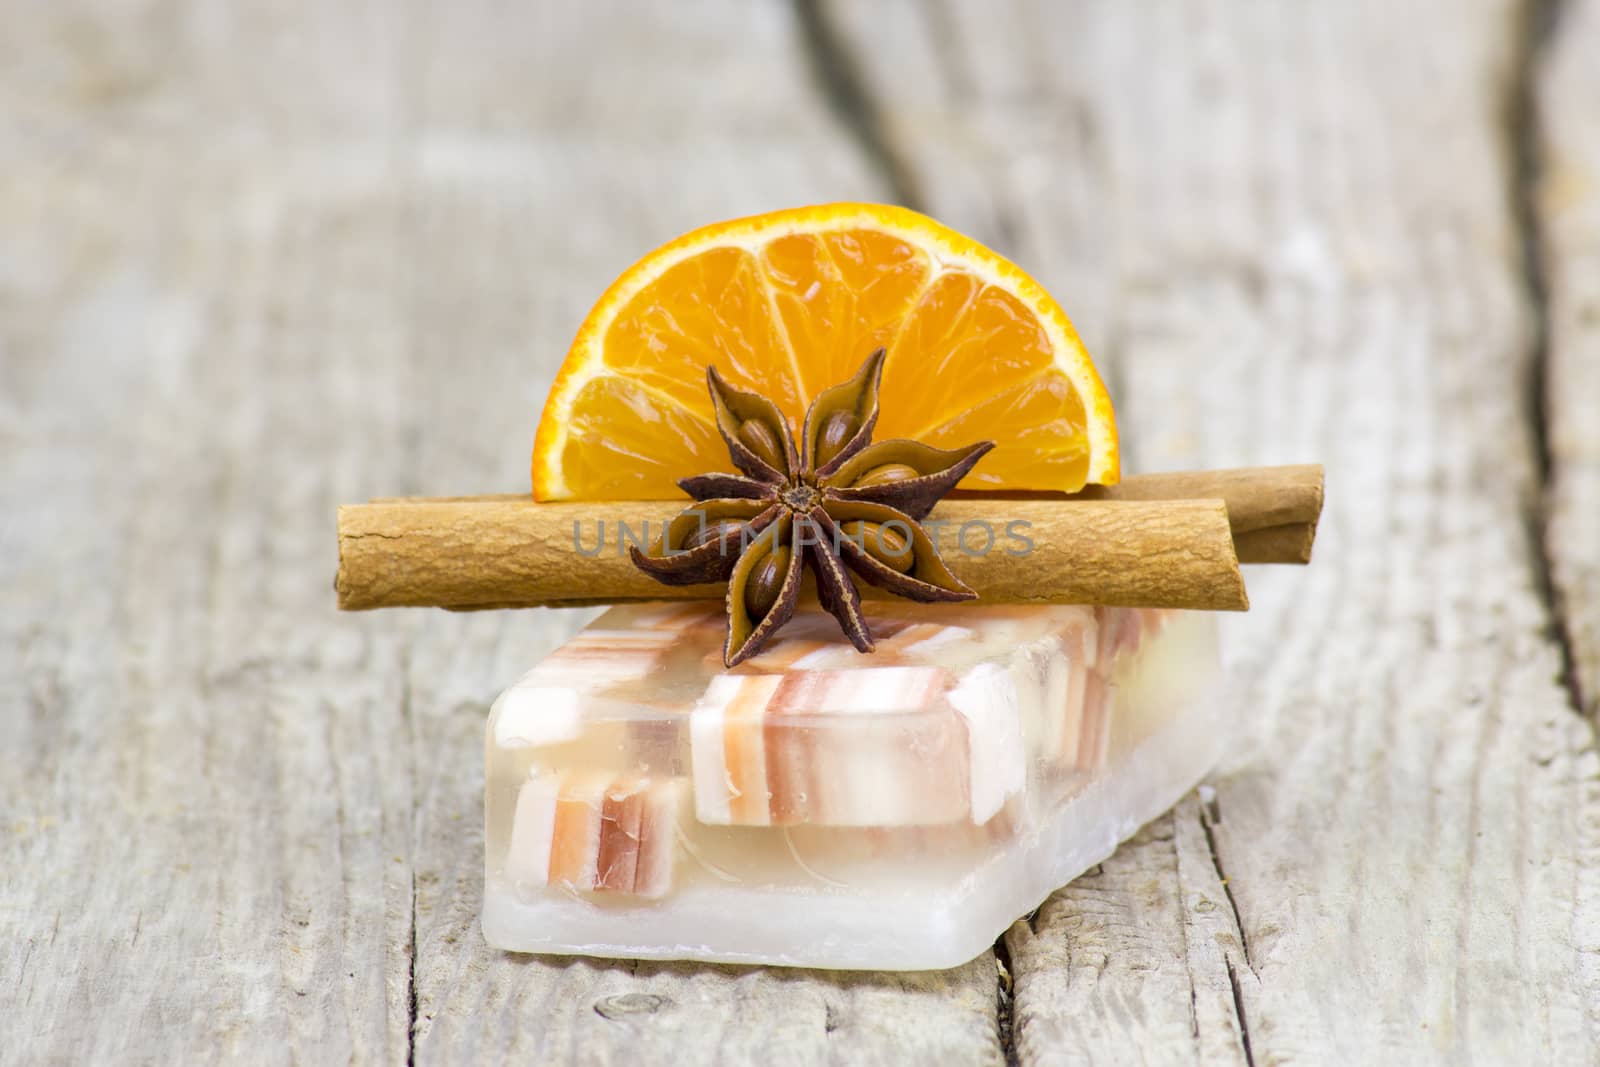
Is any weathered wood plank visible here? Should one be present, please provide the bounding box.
[1001,794,1252,1066]
[0,6,427,1061]
[826,0,1600,1062]
[1538,0,1600,721]
[0,1,1006,1064]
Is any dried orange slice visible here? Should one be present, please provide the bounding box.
[533,203,1117,500]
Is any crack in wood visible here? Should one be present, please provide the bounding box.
[402,661,419,1067]
[1200,795,1254,972]
[791,0,927,211]
[406,871,418,1067]
[992,930,1019,1067]
[1225,959,1256,1067]
[920,0,977,106]
[1511,0,1588,720]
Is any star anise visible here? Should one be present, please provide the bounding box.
[629,348,994,666]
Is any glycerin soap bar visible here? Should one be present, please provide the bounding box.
[483,601,1224,970]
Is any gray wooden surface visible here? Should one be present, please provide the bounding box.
[2,1,1596,1064]
[1542,0,1600,722]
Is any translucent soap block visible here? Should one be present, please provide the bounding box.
[483,601,1225,971]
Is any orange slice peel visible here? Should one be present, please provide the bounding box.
[533,203,1118,501]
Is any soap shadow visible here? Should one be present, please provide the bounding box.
[498,947,992,998]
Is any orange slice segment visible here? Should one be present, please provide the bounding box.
[533,203,1117,500]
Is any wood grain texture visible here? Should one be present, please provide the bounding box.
[0,3,427,1060]
[825,0,1600,1062]
[1539,0,1600,721]
[1002,795,1253,1066]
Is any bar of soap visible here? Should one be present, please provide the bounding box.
[483,601,1224,970]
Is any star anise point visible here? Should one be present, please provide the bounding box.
[634,350,992,665]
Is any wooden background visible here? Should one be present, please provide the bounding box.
[4,1,1598,1063]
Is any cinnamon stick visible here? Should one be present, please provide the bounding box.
[1069,464,1324,563]
[367,465,1325,564]
[336,466,1321,613]
[336,497,1248,613]
[951,463,1325,564]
